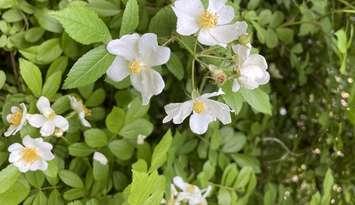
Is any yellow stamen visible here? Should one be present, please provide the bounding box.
[193,100,205,114]
[187,184,197,193]
[84,107,92,117]
[21,147,40,164]
[198,11,217,29]
[129,60,142,74]
[9,111,22,126]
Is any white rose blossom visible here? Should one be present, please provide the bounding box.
[68,96,91,128]
[163,90,231,134]
[27,96,69,137]
[106,33,171,105]
[172,176,211,205]
[172,0,247,47]
[4,103,27,137]
[8,135,55,172]
[232,43,269,92]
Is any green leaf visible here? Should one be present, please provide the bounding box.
[85,88,106,107]
[63,45,114,89]
[125,97,149,123]
[88,0,121,17]
[48,190,64,205]
[240,88,272,115]
[264,183,277,205]
[119,118,153,139]
[265,28,278,48]
[120,0,139,36]
[276,27,294,44]
[106,107,125,134]
[42,71,62,100]
[34,9,62,33]
[93,159,109,181]
[148,6,176,37]
[223,82,244,114]
[46,56,68,79]
[109,139,135,160]
[150,130,173,171]
[63,188,85,201]
[53,5,111,44]
[221,128,246,153]
[0,176,30,205]
[20,38,63,65]
[33,191,47,205]
[321,169,334,205]
[0,70,6,89]
[68,143,94,157]
[84,128,108,148]
[0,165,20,194]
[166,53,184,80]
[19,58,42,96]
[25,171,45,188]
[128,171,165,205]
[59,170,84,188]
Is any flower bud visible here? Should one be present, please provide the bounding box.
[212,69,227,85]
[238,34,251,45]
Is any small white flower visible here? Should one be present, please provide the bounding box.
[68,96,91,127]
[4,103,27,137]
[106,33,171,105]
[172,0,247,47]
[232,43,269,92]
[137,134,146,145]
[27,96,69,137]
[172,176,211,205]
[93,152,108,165]
[8,135,55,172]
[279,107,287,116]
[163,90,231,134]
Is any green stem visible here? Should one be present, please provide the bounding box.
[191,39,198,91]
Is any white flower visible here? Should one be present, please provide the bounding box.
[172,176,211,205]
[68,96,91,127]
[27,96,69,137]
[172,0,247,47]
[163,90,231,134]
[8,135,55,172]
[4,103,27,137]
[106,33,171,105]
[232,43,269,92]
[93,152,108,165]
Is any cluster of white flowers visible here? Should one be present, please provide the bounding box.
[162,176,211,205]
[4,95,93,172]
[106,0,269,135]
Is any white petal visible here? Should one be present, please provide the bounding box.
[17,161,30,173]
[232,43,251,64]
[244,54,268,71]
[197,29,221,46]
[176,16,200,36]
[216,5,234,25]
[106,33,140,60]
[23,135,35,147]
[205,99,231,124]
[163,101,193,124]
[10,106,20,113]
[37,96,53,115]
[235,21,248,36]
[4,125,16,137]
[79,113,91,127]
[38,149,54,161]
[173,176,188,190]
[53,115,69,131]
[139,33,171,66]
[106,56,130,81]
[40,121,55,137]
[130,69,165,105]
[207,0,227,12]
[207,24,240,46]
[8,143,23,152]
[93,152,108,165]
[9,150,22,163]
[199,89,224,99]
[172,0,204,20]
[27,114,46,128]
[189,113,214,134]
[232,79,241,92]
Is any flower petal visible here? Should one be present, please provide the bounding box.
[163,101,193,124]
[216,5,234,25]
[10,106,20,113]
[197,29,221,46]
[199,89,224,99]
[172,0,204,20]
[106,33,140,60]
[4,125,16,137]
[173,176,188,190]
[27,114,46,128]
[189,113,214,134]
[8,143,23,152]
[37,96,53,116]
[53,115,69,131]
[106,56,130,81]
[207,24,240,46]
[130,69,165,105]
[23,135,36,147]
[205,99,231,124]
[40,121,55,137]
[139,33,171,66]
[232,79,241,92]
[232,43,251,64]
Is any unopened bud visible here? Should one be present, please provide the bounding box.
[239,34,251,45]
[212,70,227,85]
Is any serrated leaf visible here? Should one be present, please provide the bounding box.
[0,176,30,205]
[42,71,62,100]
[84,128,108,148]
[53,5,111,44]
[240,88,272,115]
[106,107,125,134]
[0,165,20,194]
[59,170,84,188]
[119,118,153,139]
[120,0,139,36]
[19,58,42,96]
[150,130,172,172]
[63,45,114,89]
[109,139,134,160]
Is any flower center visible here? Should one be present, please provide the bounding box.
[21,147,40,164]
[9,111,22,126]
[193,100,205,114]
[198,11,217,29]
[84,107,92,117]
[129,60,142,74]
[47,111,56,120]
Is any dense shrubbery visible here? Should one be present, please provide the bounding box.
[0,0,354,204]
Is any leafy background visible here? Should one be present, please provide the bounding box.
[0,0,354,204]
